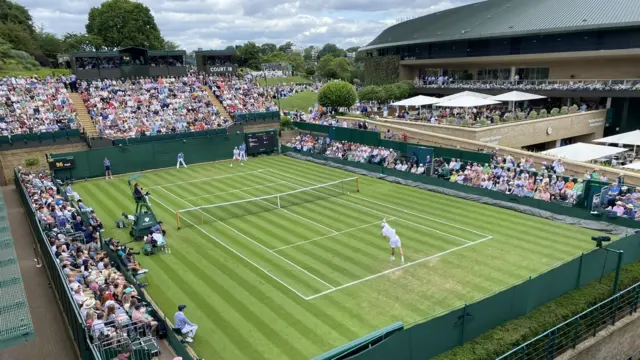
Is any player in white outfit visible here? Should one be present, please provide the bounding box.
[381,218,404,264]
[230,147,243,167]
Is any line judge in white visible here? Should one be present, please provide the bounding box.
[381,218,404,264]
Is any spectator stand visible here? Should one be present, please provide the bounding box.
[14,168,196,360]
[72,48,188,80]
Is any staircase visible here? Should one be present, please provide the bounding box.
[69,93,99,137]
[202,86,230,119]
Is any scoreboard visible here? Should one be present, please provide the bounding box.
[246,131,277,154]
[48,156,76,170]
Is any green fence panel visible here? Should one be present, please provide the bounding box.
[465,289,517,341]
[459,149,491,165]
[379,139,406,153]
[333,127,352,142]
[348,330,412,360]
[39,132,54,142]
[433,147,461,160]
[409,308,466,358]
[53,134,243,179]
[610,234,640,264]
[578,250,610,287]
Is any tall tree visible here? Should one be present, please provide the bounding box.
[162,40,181,50]
[0,0,39,55]
[86,0,165,49]
[317,43,345,60]
[0,0,36,35]
[262,50,287,64]
[332,57,352,81]
[236,41,262,69]
[278,41,294,53]
[224,45,236,52]
[303,46,314,62]
[62,33,104,52]
[36,26,63,60]
[260,43,277,56]
[316,55,337,79]
[286,52,304,73]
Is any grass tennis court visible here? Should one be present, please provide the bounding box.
[73,156,607,360]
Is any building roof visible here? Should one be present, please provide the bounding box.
[362,0,640,51]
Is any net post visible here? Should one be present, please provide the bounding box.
[356,177,360,192]
[176,210,181,229]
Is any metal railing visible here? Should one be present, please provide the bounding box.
[416,79,640,90]
[497,280,640,360]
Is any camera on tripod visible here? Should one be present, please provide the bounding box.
[592,236,611,248]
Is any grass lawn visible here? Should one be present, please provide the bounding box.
[255,76,312,86]
[73,156,606,360]
[0,62,71,78]
[279,91,317,111]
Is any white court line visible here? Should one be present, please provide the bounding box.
[305,235,494,300]
[272,218,396,251]
[256,171,474,245]
[155,186,336,290]
[183,181,286,200]
[148,193,310,300]
[148,169,267,189]
[233,189,338,235]
[261,168,492,238]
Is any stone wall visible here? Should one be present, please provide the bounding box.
[373,110,606,149]
[0,143,89,185]
[336,116,640,186]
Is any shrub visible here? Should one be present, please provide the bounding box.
[560,106,569,115]
[503,114,514,122]
[24,156,40,169]
[550,108,560,116]
[317,81,357,109]
[280,116,294,130]
[528,110,538,120]
[539,109,548,118]
[476,118,488,127]
[570,104,579,113]
[446,117,457,125]
[516,112,526,121]
[492,115,501,124]
[461,118,471,126]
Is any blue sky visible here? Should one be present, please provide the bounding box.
[21,0,481,50]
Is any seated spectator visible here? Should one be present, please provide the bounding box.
[174,304,198,343]
[77,199,93,213]
[79,74,229,138]
[0,76,78,135]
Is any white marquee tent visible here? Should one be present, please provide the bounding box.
[489,91,547,102]
[390,95,441,107]
[622,162,640,170]
[438,91,493,102]
[541,143,628,162]
[593,130,640,147]
[435,96,502,108]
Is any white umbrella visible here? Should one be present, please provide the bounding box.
[489,91,547,102]
[623,162,640,170]
[541,143,628,162]
[435,96,502,108]
[438,91,492,102]
[593,130,640,147]
[390,95,440,106]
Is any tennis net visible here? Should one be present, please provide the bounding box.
[176,177,359,227]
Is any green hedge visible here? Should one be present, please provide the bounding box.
[435,260,640,360]
[363,56,400,86]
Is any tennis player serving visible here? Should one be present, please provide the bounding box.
[381,218,404,264]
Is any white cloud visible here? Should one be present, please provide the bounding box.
[22,0,481,50]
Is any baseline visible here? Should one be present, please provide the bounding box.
[155,186,337,291]
[305,236,494,300]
